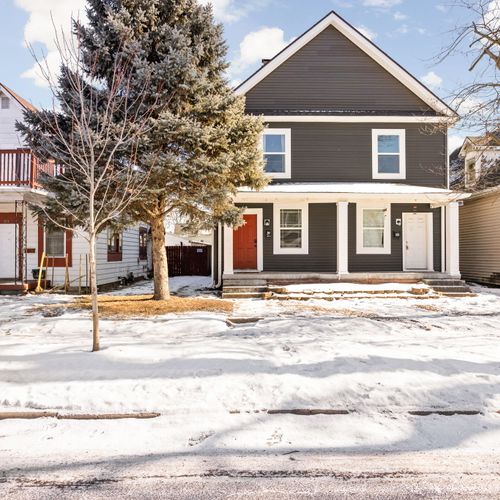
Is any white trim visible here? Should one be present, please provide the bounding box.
[273,203,309,255]
[445,202,460,277]
[235,12,455,117]
[402,212,433,272]
[262,115,450,123]
[356,202,391,255]
[440,206,445,273]
[223,224,233,275]
[232,208,263,272]
[337,201,349,274]
[372,129,406,180]
[262,128,291,179]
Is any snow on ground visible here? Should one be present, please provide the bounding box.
[279,282,428,293]
[109,275,213,296]
[0,281,499,465]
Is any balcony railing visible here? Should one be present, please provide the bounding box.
[0,149,56,189]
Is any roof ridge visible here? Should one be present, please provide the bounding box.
[0,82,37,112]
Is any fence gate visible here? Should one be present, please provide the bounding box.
[165,245,211,277]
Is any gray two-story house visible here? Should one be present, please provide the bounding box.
[214,11,467,287]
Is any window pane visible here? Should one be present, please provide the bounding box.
[378,135,399,153]
[363,228,384,248]
[280,229,302,248]
[46,229,65,256]
[264,154,285,173]
[363,209,385,228]
[378,154,400,173]
[280,209,301,228]
[263,134,285,153]
[1,97,9,109]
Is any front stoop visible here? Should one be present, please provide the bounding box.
[422,279,475,297]
[222,279,270,299]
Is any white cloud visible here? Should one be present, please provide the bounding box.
[421,71,443,89]
[393,11,408,21]
[417,27,428,35]
[363,0,402,7]
[436,4,447,12]
[198,0,246,23]
[15,0,86,87]
[448,133,466,154]
[355,25,377,40]
[230,27,293,77]
[396,24,409,34]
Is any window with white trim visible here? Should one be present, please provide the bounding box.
[1,97,9,109]
[262,128,291,178]
[273,204,308,254]
[372,129,406,179]
[356,204,391,254]
[45,228,65,257]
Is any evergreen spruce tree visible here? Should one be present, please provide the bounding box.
[77,0,267,299]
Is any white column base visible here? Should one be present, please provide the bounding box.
[445,202,460,277]
[337,201,349,274]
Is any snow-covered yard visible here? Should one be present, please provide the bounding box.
[0,277,499,467]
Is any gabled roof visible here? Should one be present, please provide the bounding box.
[235,11,456,118]
[0,82,37,112]
[459,132,500,157]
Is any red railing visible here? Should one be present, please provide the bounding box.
[0,149,56,189]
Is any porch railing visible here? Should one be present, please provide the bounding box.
[0,149,55,189]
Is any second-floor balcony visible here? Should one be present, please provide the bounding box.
[0,149,56,190]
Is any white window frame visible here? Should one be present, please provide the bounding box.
[262,128,291,179]
[372,129,406,180]
[273,203,309,255]
[44,228,66,258]
[356,202,391,255]
[1,97,9,109]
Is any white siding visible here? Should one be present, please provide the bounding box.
[0,92,26,149]
[0,201,149,289]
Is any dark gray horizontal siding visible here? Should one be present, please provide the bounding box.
[267,122,447,188]
[239,203,337,272]
[348,203,442,272]
[245,26,434,114]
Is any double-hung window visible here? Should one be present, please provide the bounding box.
[107,229,123,262]
[273,204,308,254]
[45,228,65,257]
[262,128,291,179]
[356,203,391,254]
[372,129,406,179]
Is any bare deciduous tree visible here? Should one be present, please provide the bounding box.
[18,29,155,352]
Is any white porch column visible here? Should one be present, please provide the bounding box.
[445,202,460,277]
[223,224,233,275]
[337,201,349,275]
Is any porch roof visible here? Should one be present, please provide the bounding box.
[236,182,469,205]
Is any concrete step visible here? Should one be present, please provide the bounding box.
[223,279,268,287]
[423,280,467,286]
[439,292,476,297]
[222,292,270,299]
[432,286,472,293]
[222,286,268,293]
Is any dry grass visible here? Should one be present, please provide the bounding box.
[70,294,233,317]
[284,303,377,318]
[416,304,442,312]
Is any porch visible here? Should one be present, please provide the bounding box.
[0,149,56,189]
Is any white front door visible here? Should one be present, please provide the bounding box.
[403,213,432,271]
[0,224,17,278]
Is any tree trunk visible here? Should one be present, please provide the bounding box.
[89,231,100,352]
[151,214,170,300]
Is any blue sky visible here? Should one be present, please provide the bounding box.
[1,0,480,151]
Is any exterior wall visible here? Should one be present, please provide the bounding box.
[459,192,500,283]
[266,122,447,188]
[238,203,337,272]
[0,94,26,149]
[0,202,149,287]
[348,203,441,272]
[245,26,433,114]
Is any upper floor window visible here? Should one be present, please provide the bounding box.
[465,158,477,187]
[372,129,406,180]
[107,229,123,262]
[262,128,291,179]
[273,203,308,254]
[1,97,9,109]
[45,228,65,257]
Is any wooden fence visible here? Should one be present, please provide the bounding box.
[166,245,211,277]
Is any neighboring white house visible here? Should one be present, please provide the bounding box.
[0,82,151,292]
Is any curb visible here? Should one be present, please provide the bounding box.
[0,411,160,420]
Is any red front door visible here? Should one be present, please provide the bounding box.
[233,214,257,270]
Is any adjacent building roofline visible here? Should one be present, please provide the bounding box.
[0,82,37,112]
